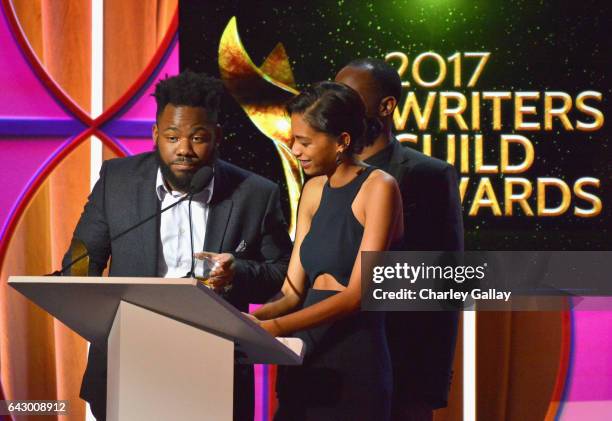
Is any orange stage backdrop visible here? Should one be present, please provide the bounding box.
[0,2,176,420]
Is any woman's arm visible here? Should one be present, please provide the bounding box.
[251,177,324,320]
[260,170,403,336]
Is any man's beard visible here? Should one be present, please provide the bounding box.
[154,146,195,192]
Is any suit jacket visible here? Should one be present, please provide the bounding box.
[365,138,464,409]
[62,152,292,419]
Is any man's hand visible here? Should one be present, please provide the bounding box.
[194,251,236,294]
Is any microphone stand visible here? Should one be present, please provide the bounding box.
[49,193,195,276]
[186,195,196,278]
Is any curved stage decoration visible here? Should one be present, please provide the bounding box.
[218,17,302,237]
[0,0,179,264]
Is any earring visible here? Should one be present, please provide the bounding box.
[335,150,343,165]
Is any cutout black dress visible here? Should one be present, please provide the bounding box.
[275,167,392,421]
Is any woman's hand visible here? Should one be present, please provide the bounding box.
[243,312,282,336]
[242,312,283,336]
[242,312,260,324]
[260,319,282,337]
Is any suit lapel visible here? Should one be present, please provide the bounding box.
[387,137,411,179]
[135,157,160,276]
[204,201,233,253]
[204,160,234,253]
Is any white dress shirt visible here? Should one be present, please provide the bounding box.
[155,168,214,278]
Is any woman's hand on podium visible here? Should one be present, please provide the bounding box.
[242,312,260,324]
[260,319,282,337]
[242,313,282,337]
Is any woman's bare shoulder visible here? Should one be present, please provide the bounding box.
[363,168,399,191]
[302,175,326,194]
[299,176,326,210]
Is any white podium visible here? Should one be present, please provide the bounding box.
[9,276,304,421]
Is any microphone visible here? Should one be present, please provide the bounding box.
[51,165,214,276]
[189,165,214,195]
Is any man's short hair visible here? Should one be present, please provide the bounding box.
[153,70,224,121]
[345,58,402,103]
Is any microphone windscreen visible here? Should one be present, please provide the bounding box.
[189,165,214,194]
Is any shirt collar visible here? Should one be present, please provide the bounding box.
[155,167,214,204]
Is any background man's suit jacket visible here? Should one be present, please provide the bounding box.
[62,152,292,420]
[365,138,464,409]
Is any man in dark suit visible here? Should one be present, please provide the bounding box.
[63,71,292,420]
[336,59,464,420]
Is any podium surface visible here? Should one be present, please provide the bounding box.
[9,276,304,421]
[9,276,303,364]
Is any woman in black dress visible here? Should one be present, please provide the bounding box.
[250,81,403,420]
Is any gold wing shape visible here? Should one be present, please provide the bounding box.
[218,17,302,237]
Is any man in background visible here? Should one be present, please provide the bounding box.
[336,58,464,421]
[63,71,292,420]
